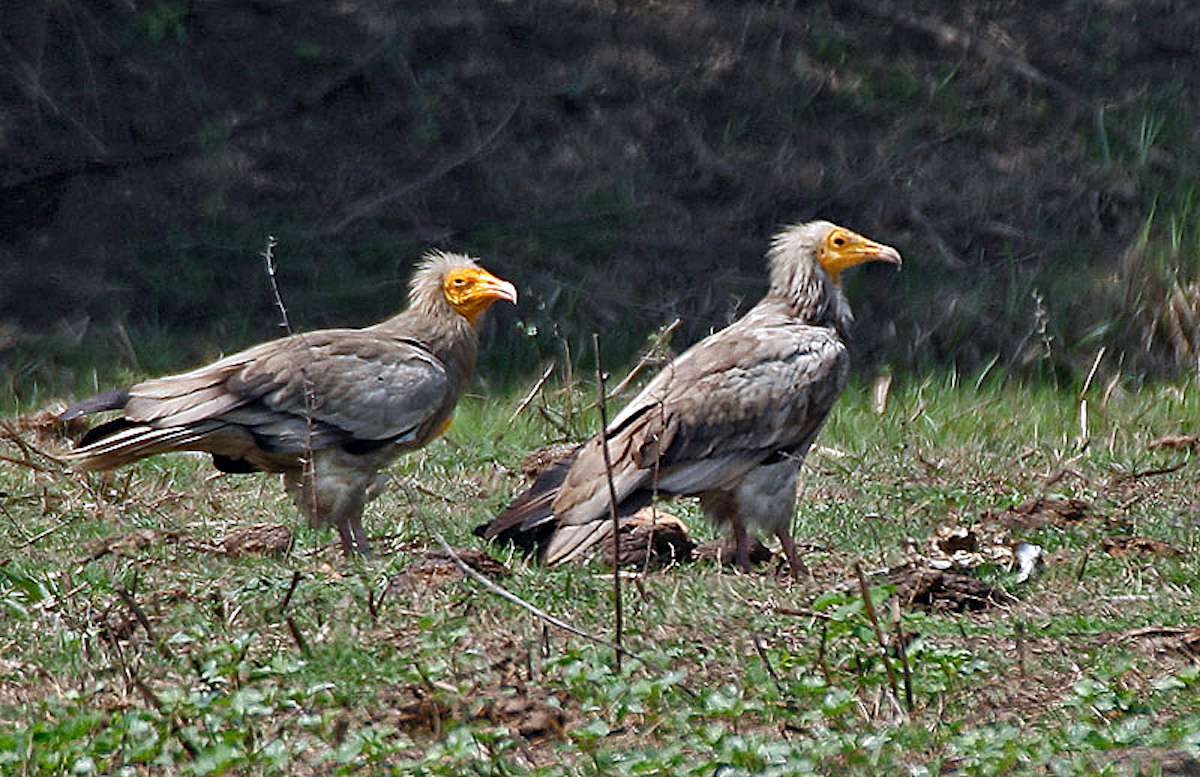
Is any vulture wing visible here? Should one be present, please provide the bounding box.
[539,309,848,564]
[69,330,452,469]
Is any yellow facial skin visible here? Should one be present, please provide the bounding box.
[817,227,903,283]
[442,267,519,325]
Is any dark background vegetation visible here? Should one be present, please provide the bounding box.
[3,0,1200,400]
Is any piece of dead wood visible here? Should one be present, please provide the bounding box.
[1102,535,1183,558]
[389,548,511,591]
[932,525,977,555]
[923,524,1021,572]
[1149,433,1200,451]
[597,506,695,568]
[982,496,1097,530]
[883,565,1015,612]
[221,523,293,557]
[519,442,578,481]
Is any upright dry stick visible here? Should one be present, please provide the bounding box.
[262,237,328,547]
[593,332,624,672]
[890,598,914,712]
[854,562,901,713]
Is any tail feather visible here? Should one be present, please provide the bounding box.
[68,422,221,471]
[477,446,657,565]
[476,450,578,556]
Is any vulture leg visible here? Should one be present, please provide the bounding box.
[730,518,754,573]
[283,451,376,556]
[337,508,372,557]
[776,530,807,579]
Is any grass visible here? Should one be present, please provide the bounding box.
[2,369,1200,774]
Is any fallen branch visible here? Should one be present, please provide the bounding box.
[1115,461,1188,482]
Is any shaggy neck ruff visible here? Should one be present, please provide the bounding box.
[764,221,853,335]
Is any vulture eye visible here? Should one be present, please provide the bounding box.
[832,235,846,247]
[452,277,468,287]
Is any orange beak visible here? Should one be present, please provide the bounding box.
[472,269,519,305]
[453,268,518,325]
[820,229,902,281]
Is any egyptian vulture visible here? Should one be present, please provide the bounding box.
[479,221,899,574]
[61,252,517,555]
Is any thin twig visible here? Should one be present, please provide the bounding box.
[105,630,198,759]
[753,637,788,697]
[593,332,624,673]
[891,599,914,711]
[853,562,900,710]
[285,616,309,656]
[425,523,642,661]
[16,519,72,548]
[0,451,54,474]
[1075,550,1091,582]
[1015,620,1027,678]
[262,236,291,335]
[367,576,389,623]
[508,362,556,424]
[279,570,301,612]
[817,620,832,685]
[115,585,171,660]
[262,237,325,548]
[1116,461,1188,482]
[602,318,681,402]
[320,100,520,236]
[771,605,835,621]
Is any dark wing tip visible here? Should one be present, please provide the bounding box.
[60,388,130,421]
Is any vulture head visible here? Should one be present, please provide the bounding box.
[410,251,519,325]
[768,220,901,329]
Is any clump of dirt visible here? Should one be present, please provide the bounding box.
[221,523,293,557]
[1102,535,1183,558]
[389,548,511,591]
[383,683,567,740]
[84,528,186,562]
[982,496,1098,530]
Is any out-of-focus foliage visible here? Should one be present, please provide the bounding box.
[2,0,1199,396]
